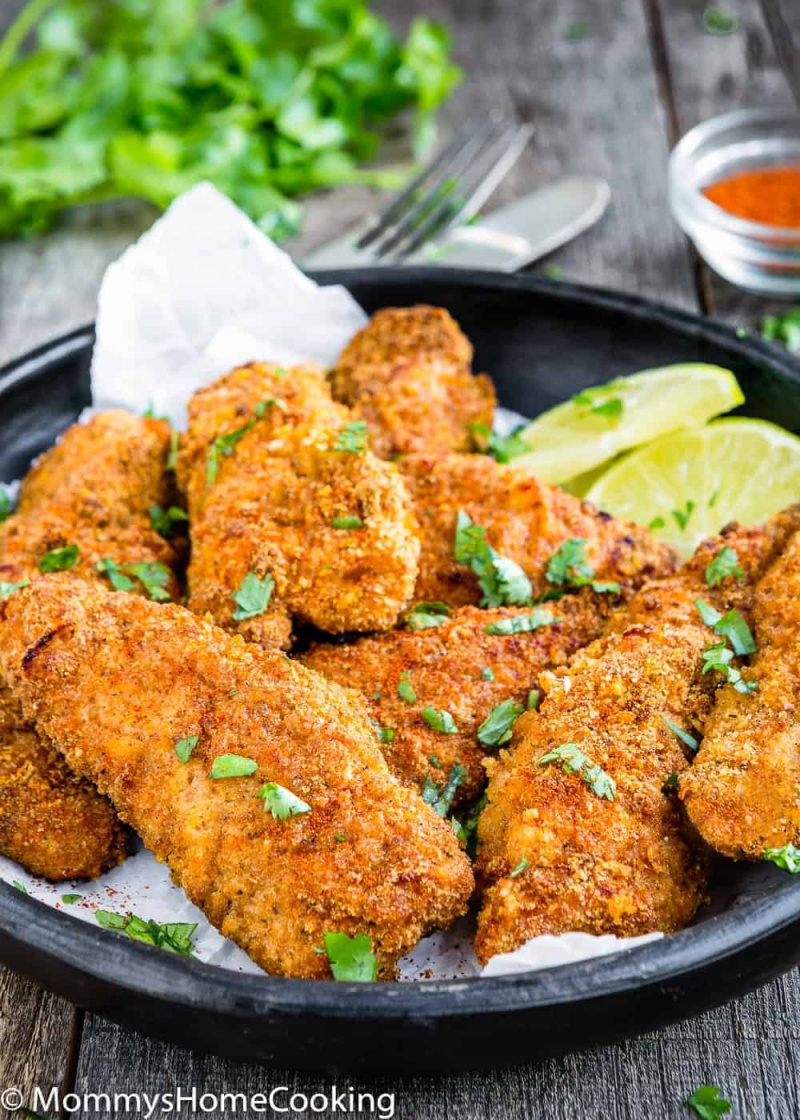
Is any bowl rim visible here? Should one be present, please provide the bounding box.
[669,105,800,243]
[2,265,800,1025]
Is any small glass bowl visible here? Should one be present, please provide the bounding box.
[669,107,800,296]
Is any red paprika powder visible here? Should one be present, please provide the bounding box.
[703,166,800,227]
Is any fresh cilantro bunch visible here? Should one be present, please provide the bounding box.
[0,0,461,239]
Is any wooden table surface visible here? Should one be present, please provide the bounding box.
[1,1,799,1117]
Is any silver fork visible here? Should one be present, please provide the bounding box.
[348,117,533,264]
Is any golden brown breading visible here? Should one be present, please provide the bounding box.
[329,306,496,458]
[302,592,617,804]
[0,576,474,979]
[177,361,420,649]
[473,508,800,963]
[397,453,678,608]
[0,410,177,881]
[681,524,800,860]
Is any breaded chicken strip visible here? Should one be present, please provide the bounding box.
[397,453,678,608]
[681,524,800,860]
[0,682,128,881]
[302,591,617,805]
[0,576,473,979]
[329,306,496,458]
[177,362,420,650]
[474,508,800,963]
[0,410,177,881]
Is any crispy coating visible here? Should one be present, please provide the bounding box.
[302,592,617,804]
[681,524,800,859]
[177,362,420,649]
[0,576,473,979]
[329,306,496,458]
[0,410,176,881]
[397,453,678,607]
[473,508,800,963]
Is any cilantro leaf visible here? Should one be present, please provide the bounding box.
[695,601,756,655]
[536,742,616,801]
[331,515,364,530]
[705,546,743,588]
[545,538,593,586]
[421,706,458,734]
[702,7,740,36]
[323,931,377,982]
[662,772,679,794]
[174,735,199,763]
[0,488,13,522]
[672,501,695,531]
[662,716,699,753]
[477,698,524,746]
[397,669,416,704]
[406,601,451,630]
[376,725,395,744]
[510,856,529,878]
[95,557,136,592]
[149,504,188,537]
[334,420,368,454]
[422,762,467,816]
[0,578,28,600]
[38,543,79,572]
[481,666,494,681]
[61,893,81,904]
[258,781,311,820]
[123,561,173,602]
[96,911,197,958]
[232,571,274,621]
[702,641,758,695]
[763,843,800,873]
[209,753,257,779]
[762,308,800,353]
[471,422,531,463]
[686,1085,732,1119]
[453,510,532,607]
[484,608,558,636]
[206,400,284,489]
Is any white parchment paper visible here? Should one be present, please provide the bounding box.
[1,183,662,980]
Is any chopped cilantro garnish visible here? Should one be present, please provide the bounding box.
[573,389,623,422]
[708,489,720,509]
[149,504,188,537]
[95,557,136,592]
[38,543,79,573]
[96,911,197,958]
[564,20,589,39]
[695,601,756,655]
[0,489,13,522]
[686,1084,732,1119]
[662,772,679,795]
[429,754,442,768]
[672,501,695,531]
[702,7,740,36]
[702,641,758,695]
[323,931,377,982]
[232,571,275,621]
[470,422,531,463]
[0,578,28,601]
[166,428,180,472]
[454,511,532,607]
[662,717,699,752]
[481,666,495,681]
[762,308,800,353]
[334,420,368,454]
[527,689,540,710]
[209,754,258,779]
[422,763,467,816]
[258,781,311,820]
[477,698,524,746]
[648,516,666,530]
[763,843,800,873]
[510,856,529,878]
[536,742,616,801]
[421,707,458,734]
[546,538,593,586]
[406,601,451,630]
[452,792,486,857]
[375,724,395,744]
[206,400,284,488]
[397,670,416,704]
[484,608,558,636]
[174,735,199,763]
[61,894,82,904]
[705,546,743,588]
[12,880,26,893]
[124,561,173,601]
[331,515,364,530]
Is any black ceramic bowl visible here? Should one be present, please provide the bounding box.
[2,269,800,1073]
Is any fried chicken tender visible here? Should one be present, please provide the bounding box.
[177,361,420,650]
[474,508,800,963]
[681,524,800,860]
[0,576,474,979]
[302,592,617,804]
[0,410,177,881]
[397,453,678,607]
[329,306,496,458]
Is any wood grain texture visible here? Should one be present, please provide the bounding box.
[0,0,799,1116]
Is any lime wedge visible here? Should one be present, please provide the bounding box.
[585,418,800,556]
[509,364,744,484]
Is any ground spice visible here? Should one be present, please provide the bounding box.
[703,166,800,227]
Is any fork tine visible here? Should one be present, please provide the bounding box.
[386,123,533,263]
[356,119,487,251]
